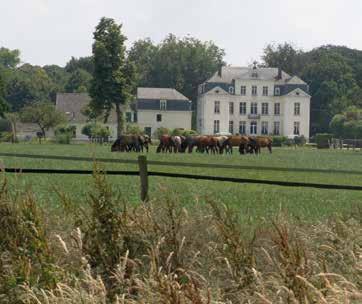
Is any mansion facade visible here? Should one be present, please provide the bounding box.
[197,64,311,138]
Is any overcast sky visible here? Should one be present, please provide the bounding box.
[1,0,361,67]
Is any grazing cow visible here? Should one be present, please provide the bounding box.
[111,135,140,152]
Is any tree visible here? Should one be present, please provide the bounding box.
[65,56,94,75]
[330,107,362,138]
[0,47,20,69]
[0,72,9,116]
[65,68,92,93]
[4,112,19,143]
[89,17,135,138]
[262,43,304,75]
[20,102,66,138]
[128,35,225,127]
[5,64,57,111]
[43,65,69,92]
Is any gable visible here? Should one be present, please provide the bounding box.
[285,88,311,98]
[204,85,230,96]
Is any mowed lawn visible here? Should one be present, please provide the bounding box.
[1,142,362,221]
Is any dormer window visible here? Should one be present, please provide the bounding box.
[275,87,280,96]
[160,100,167,110]
[229,86,234,94]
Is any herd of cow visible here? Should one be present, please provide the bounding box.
[111,134,273,155]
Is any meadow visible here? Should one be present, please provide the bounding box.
[1,142,362,221]
[1,142,362,303]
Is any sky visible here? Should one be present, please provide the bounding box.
[1,0,362,67]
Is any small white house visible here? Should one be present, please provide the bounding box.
[55,88,192,139]
[136,87,192,137]
[197,64,311,138]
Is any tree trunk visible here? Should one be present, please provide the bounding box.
[115,103,124,139]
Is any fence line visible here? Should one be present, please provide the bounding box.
[2,167,362,192]
[1,152,362,176]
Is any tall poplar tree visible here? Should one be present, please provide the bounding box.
[89,17,135,138]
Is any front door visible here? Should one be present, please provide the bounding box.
[144,127,152,137]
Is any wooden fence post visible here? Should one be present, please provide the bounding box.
[138,155,149,202]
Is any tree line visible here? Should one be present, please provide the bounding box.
[1,18,362,138]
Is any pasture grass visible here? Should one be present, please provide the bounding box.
[0,142,362,221]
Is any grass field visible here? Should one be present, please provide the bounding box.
[1,142,362,221]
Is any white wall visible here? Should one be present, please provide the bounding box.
[137,110,192,137]
[197,83,310,138]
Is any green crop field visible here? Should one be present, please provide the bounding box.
[1,142,362,221]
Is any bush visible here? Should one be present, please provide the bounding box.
[272,136,287,147]
[154,127,170,138]
[126,123,143,135]
[0,118,11,132]
[171,128,184,136]
[55,133,71,144]
[81,123,94,138]
[294,135,307,146]
[182,129,198,137]
[315,133,333,149]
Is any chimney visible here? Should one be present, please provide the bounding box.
[277,67,282,80]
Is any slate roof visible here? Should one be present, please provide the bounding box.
[137,87,189,101]
[56,93,90,123]
[206,66,305,84]
[55,93,126,124]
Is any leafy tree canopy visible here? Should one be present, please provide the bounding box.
[65,68,92,93]
[0,47,20,69]
[20,102,66,137]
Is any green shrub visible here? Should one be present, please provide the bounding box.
[315,133,333,149]
[55,133,71,144]
[182,129,198,137]
[154,127,170,138]
[294,135,307,146]
[0,118,11,132]
[126,123,143,135]
[272,136,287,147]
[81,123,94,138]
[171,128,184,136]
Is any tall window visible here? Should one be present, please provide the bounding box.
[239,102,246,115]
[240,86,246,96]
[229,87,234,94]
[160,100,167,110]
[213,120,220,134]
[239,121,246,134]
[133,112,138,123]
[252,86,257,96]
[274,103,280,115]
[251,102,258,115]
[294,122,300,135]
[156,114,162,122]
[126,112,132,123]
[229,102,234,115]
[261,122,268,135]
[275,87,280,95]
[262,103,269,115]
[273,122,280,135]
[229,121,234,134]
[294,102,300,116]
[214,101,220,114]
[262,86,268,96]
[250,121,257,134]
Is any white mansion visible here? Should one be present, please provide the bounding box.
[197,64,311,138]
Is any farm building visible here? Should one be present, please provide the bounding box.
[55,87,192,139]
[135,87,192,137]
[197,63,311,138]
